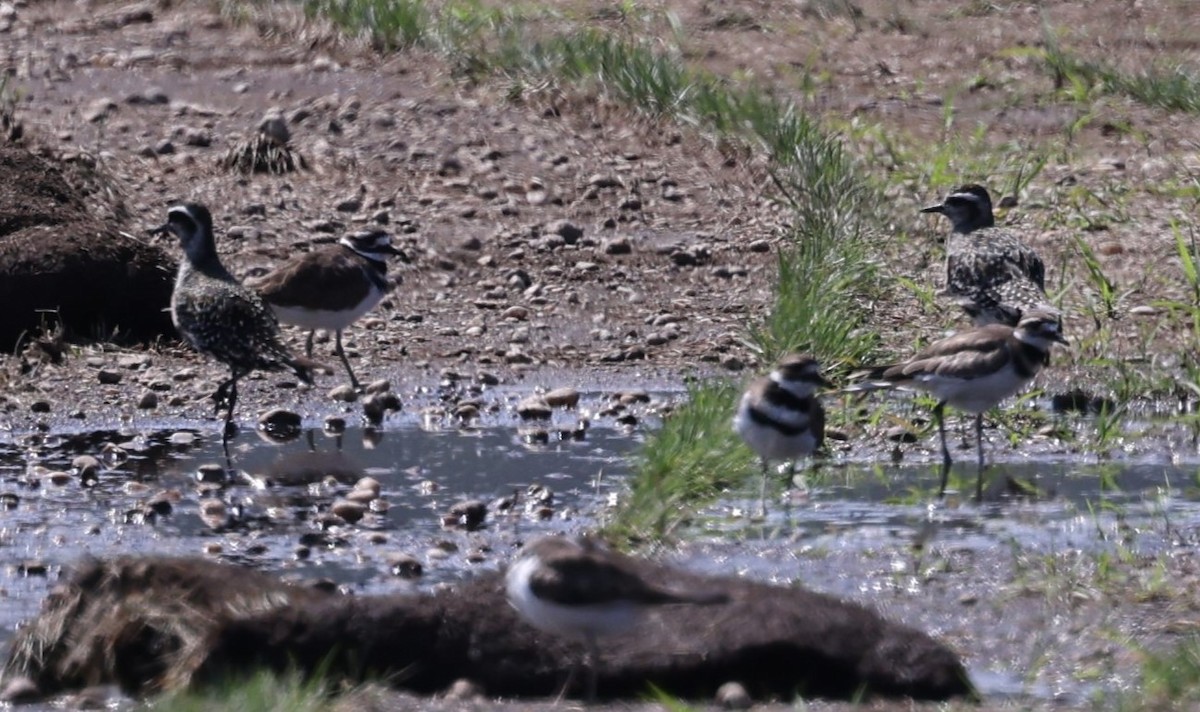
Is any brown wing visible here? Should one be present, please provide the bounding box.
[886,325,1012,381]
[255,248,373,312]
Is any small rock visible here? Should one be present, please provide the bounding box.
[324,416,347,435]
[259,408,302,439]
[0,676,40,703]
[331,499,367,524]
[603,237,632,255]
[72,455,101,480]
[355,477,382,496]
[364,379,391,395]
[387,552,423,579]
[30,400,50,414]
[544,387,580,409]
[137,391,158,409]
[516,395,552,420]
[97,369,122,384]
[886,426,918,443]
[329,384,359,402]
[716,681,752,709]
[363,392,402,425]
[199,499,228,529]
[445,500,487,531]
[444,678,483,700]
[547,219,583,244]
[195,463,228,485]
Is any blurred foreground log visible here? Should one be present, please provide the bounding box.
[1,556,973,703]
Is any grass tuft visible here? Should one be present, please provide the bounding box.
[1043,36,1200,114]
[146,669,329,712]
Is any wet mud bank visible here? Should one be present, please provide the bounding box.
[1,556,971,704]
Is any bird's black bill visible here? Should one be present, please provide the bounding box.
[146,223,171,237]
[386,245,412,262]
[920,204,944,214]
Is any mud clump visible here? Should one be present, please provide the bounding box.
[0,146,175,349]
[1,555,973,704]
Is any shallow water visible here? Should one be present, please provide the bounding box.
[3,399,1200,706]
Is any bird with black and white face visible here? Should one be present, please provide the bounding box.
[249,229,410,392]
[922,183,1058,328]
[849,310,1068,499]
[734,353,830,517]
[504,535,727,702]
[149,202,318,448]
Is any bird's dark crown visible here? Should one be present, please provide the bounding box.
[341,230,409,263]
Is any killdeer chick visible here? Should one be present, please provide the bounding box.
[250,229,409,391]
[150,203,316,445]
[733,354,830,517]
[851,310,1067,499]
[505,535,727,702]
[923,184,1057,327]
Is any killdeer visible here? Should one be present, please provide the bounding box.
[150,203,317,446]
[733,354,830,516]
[505,535,727,702]
[251,230,409,391]
[923,184,1057,327]
[850,310,1067,499]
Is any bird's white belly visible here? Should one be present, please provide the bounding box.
[915,368,1030,414]
[271,295,381,331]
[733,402,817,461]
[505,557,640,639]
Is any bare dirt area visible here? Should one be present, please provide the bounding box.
[2,1,1200,710]
[0,0,788,431]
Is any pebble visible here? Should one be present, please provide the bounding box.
[30,400,50,414]
[199,499,227,529]
[137,391,158,409]
[363,392,402,425]
[72,455,101,480]
[445,500,487,531]
[0,677,39,703]
[195,463,228,485]
[516,395,552,420]
[364,379,391,395]
[716,681,752,709]
[443,679,482,700]
[387,553,423,579]
[355,477,381,497]
[331,499,367,524]
[168,431,195,446]
[97,369,122,384]
[886,426,918,443]
[543,387,580,409]
[329,384,359,402]
[324,416,347,435]
[259,408,302,438]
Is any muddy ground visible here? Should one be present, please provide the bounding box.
[1,0,1199,709]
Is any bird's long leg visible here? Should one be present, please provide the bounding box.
[975,412,986,502]
[305,329,315,359]
[585,631,600,703]
[758,458,769,519]
[222,376,239,445]
[935,401,952,497]
[334,329,362,391]
[784,460,797,523]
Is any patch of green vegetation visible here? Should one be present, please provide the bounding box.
[290,0,882,542]
[147,669,330,712]
[1043,37,1200,115]
[604,380,747,543]
[1128,638,1200,710]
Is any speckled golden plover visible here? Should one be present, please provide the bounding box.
[923,184,1057,327]
[250,229,409,391]
[851,310,1067,499]
[150,203,316,444]
[733,354,829,516]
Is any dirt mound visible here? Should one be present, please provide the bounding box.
[1,555,972,704]
[0,146,175,349]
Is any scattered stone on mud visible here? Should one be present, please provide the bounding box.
[329,384,358,402]
[72,455,101,480]
[259,408,302,439]
[364,379,390,395]
[716,681,753,709]
[362,392,401,425]
[386,553,423,579]
[886,426,918,443]
[195,463,228,485]
[543,386,580,409]
[96,369,122,385]
[444,678,483,700]
[199,499,227,529]
[443,500,487,531]
[323,416,347,435]
[516,395,552,420]
[137,390,158,409]
[330,499,367,525]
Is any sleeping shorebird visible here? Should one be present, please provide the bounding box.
[850,310,1067,499]
[505,535,726,702]
[733,353,829,516]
